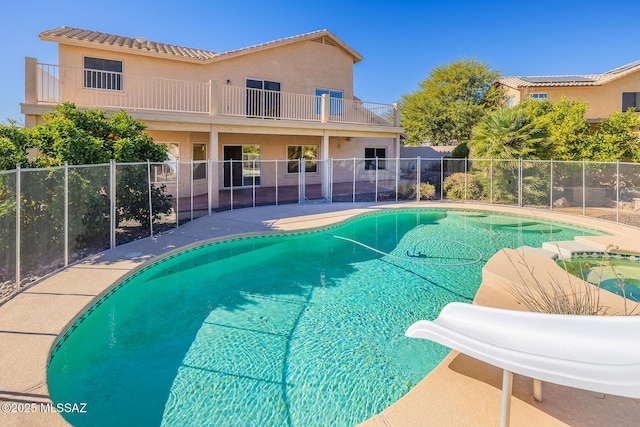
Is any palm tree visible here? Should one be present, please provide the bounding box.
[469,106,549,160]
[469,107,550,204]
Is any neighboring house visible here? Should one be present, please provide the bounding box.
[498,60,640,122]
[21,27,402,207]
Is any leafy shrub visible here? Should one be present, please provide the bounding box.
[395,182,438,200]
[443,173,484,200]
[419,182,437,200]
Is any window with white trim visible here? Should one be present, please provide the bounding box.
[530,93,548,101]
[315,88,343,115]
[506,95,516,107]
[83,57,122,90]
[287,145,318,173]
[364,147,386,170]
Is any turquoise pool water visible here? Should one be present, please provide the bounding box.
[561,257,640,302]
[48,209,601,426]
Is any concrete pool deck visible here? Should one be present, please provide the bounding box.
[1,202,640,426]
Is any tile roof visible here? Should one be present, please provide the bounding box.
[40,27,218,61]
[499,60,640,89]
[39,26,363,64]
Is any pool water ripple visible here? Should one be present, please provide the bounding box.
[48,209,601,426]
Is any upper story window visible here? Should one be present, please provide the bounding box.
[315,88,343,114]
[622,92,640,112]
[530,93,548,101]
[246,79,280,118]
[506,95,516,107]
[84,57,122,91]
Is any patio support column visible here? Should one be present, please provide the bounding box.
[322,132,330,200]
[209,127,219,210]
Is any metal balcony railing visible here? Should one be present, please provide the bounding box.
[33,63,398,126]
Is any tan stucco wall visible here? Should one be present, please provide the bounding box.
[57,39,354,100]
[508,71,640,120]
[144,129,395,196]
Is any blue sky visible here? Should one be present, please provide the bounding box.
[2,0,639,124]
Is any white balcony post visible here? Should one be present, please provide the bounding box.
[209,80,217,116]
[321,93,330,123]
[393,103,399,127]
[25,58,38,104]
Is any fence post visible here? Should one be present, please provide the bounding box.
[396,158,400,202]
[518,158,523,207]
[464,158,468,203]
[252,159,256,208]
[582,160,586,216]
[64,162,69,266]
[616,161,620,223]
[329,158,333,203]
[416,157,421,202]
[229,160,234,210]
[375,157,379,202]
[440,157,444,201]
[352,157,356,203]
[550,159,554,210]
[110,160,116,249]
[208,159,212,216]
[147,160,154,236]
[490,158,493,204]
[176,161,181,225]
[15,165,21,291]
[275,160,279,205]
[190,160,194,222]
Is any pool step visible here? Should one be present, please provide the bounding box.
[516,246,559,260]
[541,241,604,260]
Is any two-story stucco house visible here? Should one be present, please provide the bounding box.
[498,60,640,122]
[21,27,402,208]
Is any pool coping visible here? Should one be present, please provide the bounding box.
[2,201,640,427]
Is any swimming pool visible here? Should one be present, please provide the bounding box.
[561,257,640,302]
[48,209,601,426]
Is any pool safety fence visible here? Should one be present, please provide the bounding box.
[2,157,640,301]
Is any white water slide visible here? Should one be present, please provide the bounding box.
[405,302,640,427]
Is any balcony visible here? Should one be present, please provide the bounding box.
[27,62,399,127]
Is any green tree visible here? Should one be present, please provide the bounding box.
[586,110,640,162]
[0,120,38,170]
[400,58,504,145]
[521,98,590,160]
[18,103,172,254]
[30,103,167,165]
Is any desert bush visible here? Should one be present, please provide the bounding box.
[443,173,484,200]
